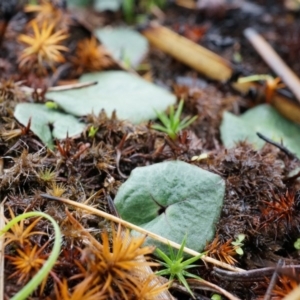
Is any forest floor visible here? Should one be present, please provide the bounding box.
[1,0,300,299]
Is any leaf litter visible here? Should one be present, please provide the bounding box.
[1,0,300,299]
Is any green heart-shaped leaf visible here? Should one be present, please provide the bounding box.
[95,27,148,68]
[14,103,85,148]
[115,161,225,253]
[46,71,176,124]
[220,104,300,158]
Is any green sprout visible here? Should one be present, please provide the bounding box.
[1,211,61,300]
[231,234,245,255]
[45,101,58,110]
[122,0,135,23]
[294,238,300,250]
[191,153,209,162]
[122,0,167,24]
[155,235,203,298]
[237,74,275,84]
[237,74,284,103]
[141,0,167,10]
[152,99,198,140]
[88,125,98,138]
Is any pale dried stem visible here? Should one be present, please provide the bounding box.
[20,81,97,94]
[244,28,300,105]
[172,278,241,300]
[66,203,173,299]
[41,194,244,272]
[141,22,300,124]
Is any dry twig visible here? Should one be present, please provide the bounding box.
[41,193,244,272]
[244,28,300,105]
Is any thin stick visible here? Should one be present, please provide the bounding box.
[187,278,241,300]
[213,265,300,282]
[244,28,300,104]
[140,23,300,125]
[20,81,97,94]
[256,132,298,160]
[48,81,98,92]
[264,259,284,300]
[41,193,244,272]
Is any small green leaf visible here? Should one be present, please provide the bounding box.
[211,294,222,300]
[169,243,176,261]
[181,254,203,267]
[237,234,246,242]
[174,99,184,126]
[177,234,187,260]
[14,103,85,149]
[88,126,98,138]
[294,238,300,250]
[154,110,172,128]
[238,74,273,84]
[95,27,148,68]
[46,71,176,124]
[182,270,202,280]
[183,264,201,270]
[178,115,198,131]
[169,105,175,128]
[235,247,244,255]
[156,248,173,265]
[151,124,171,134]
[220,104,300,159]
[177,272,194,297]
[156,269,172,276]
[45,101,58,110]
